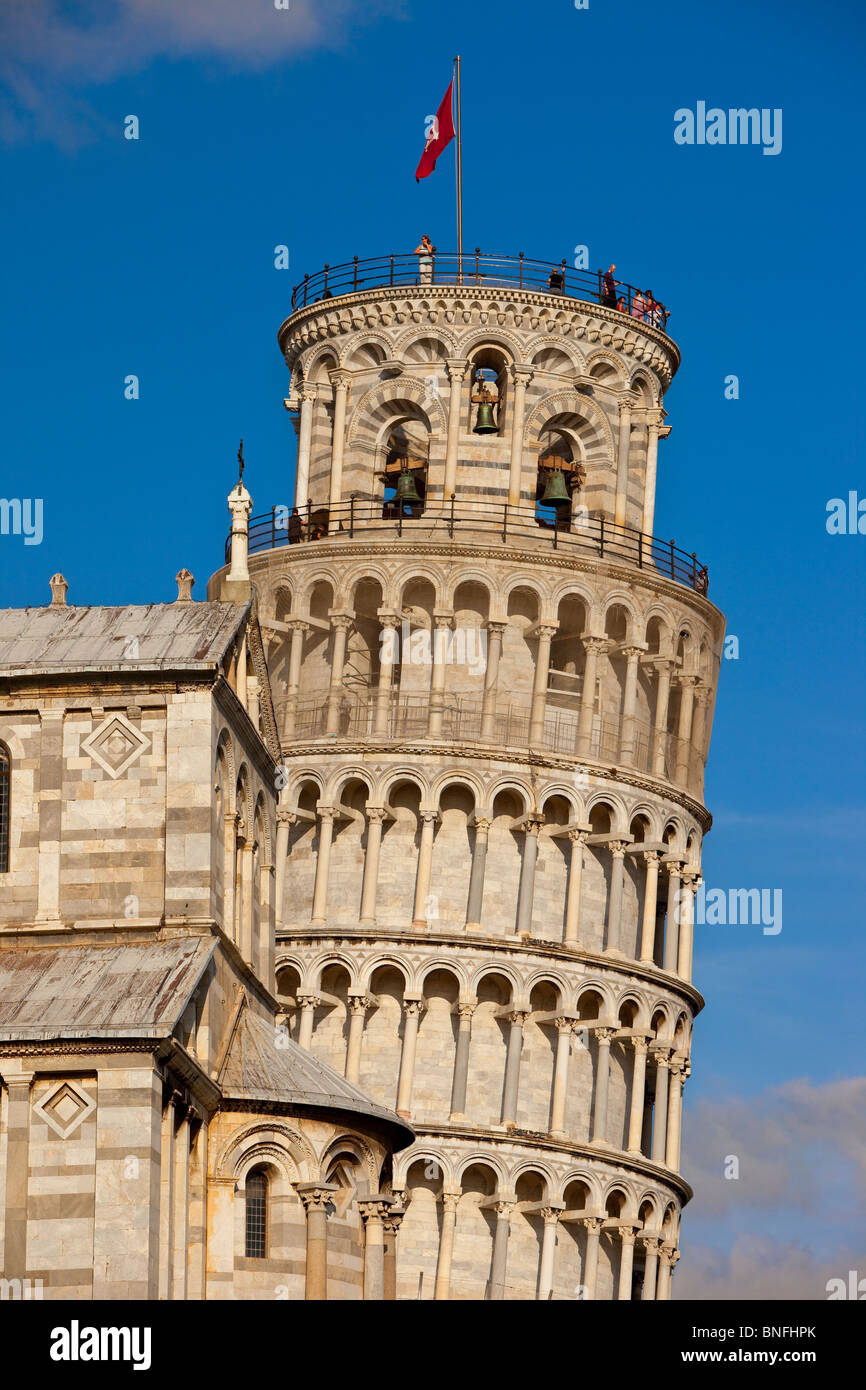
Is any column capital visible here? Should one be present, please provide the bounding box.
[659,1244,680,1268]
[316,804,338,823]
[277,809,298,827]
[554,1014,578,1035]
[296,1182,338,1213]
[471,815,492,833]
[509,363,534,385]
[568,826,589,845]
[441,1191,462,1215]
[595,1026,615,1044]
[630,1035,649,1055]
[347,995,369,1017]
[403,997,426,1019]
[356,1194,396,1224]
[616,389,639,409]
[639,1233,662,1253]
[609,840,628,860]
[621,644,644,660]
[534,623,559,641]
[582,634,609,653]
[377,609,401,628]
[446,358,470,380]
[540,1206,564,1225]
[493,1199,515,1219]
[365,805,387,825]
[524,813,545,837]
[299,384,319,404]
[580,1216,604,1235]
[618,1227,637,1247]
[328,611,354,631]
[456,998,478,1020]
[485,619,508,636]
[328,369,352,391]
[382,1208,405,1235]
[642,848,664,865]
[286,617,311,633]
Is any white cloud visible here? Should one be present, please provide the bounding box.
[676,1233,866,1301]
[0,0,405,144]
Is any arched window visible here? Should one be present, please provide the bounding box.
[0,742,10,874]
[244,1168,268,1258]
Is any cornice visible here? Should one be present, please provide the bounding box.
[406,1121,694,1205]
[246,538,725,631]
[275,735,712,830]
[278,285,680,384]
[274,925,705,1014]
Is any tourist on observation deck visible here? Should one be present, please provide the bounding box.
[547,264,565,293]
[601,264,618,308]
[631,289,647,321]
[288,507,302,544]
[415,234,436,284]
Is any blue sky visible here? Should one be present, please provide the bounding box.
[1,0,864,1296]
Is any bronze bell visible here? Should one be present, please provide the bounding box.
[395,467,421,505]
[473,400,498,434]
[540,465,570,506]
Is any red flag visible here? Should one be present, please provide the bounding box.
[415,80,456,182]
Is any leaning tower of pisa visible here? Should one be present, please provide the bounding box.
[215,250,724,1301]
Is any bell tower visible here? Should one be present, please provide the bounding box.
[212,250,724,1300]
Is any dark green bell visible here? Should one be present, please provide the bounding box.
[473,401,498,434]
[540,466,570,506]
[395,468,421,504]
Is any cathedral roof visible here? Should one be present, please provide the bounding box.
[0,601,249,677]
[0,938,414,1149]
[0,937,216,1039]
[219,1008,414,1149]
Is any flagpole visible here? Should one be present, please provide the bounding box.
[454,54,463,283]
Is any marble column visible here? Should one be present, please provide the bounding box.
[617,1228,637,1300]
[678,873,698,982]
[675,675,697,785]
[443,361,467,500]
[666,1063,685,1170]
[327,371,350,533]
[501,1010,528,1126]
[529,624,558,744]
[641,1236,660,1300]
[465,817,491,930]
[516,815,544,937]
[639,851,663,962]
[296,1183,337,1300]
[375,612,400,736]
[480,622,505,740]
[297,994,319,1050]
[434,1192,461,1300]
[591,1028,614,1143]
[651,1055,670,1163]
[489,1201,513,1300]
[428,612,454,737]
[411,811,438,927]
[396,998,424,1117]
[450,1000,476,1120]
[564,829,588,945]
[359,807,386,925]
[605,841,628,953]
[663,861,682,973]
[294,386,316,509]
[282,619,309,741]
[614,393,635,527]
[641,414,662,538]
[577,637,606,756]
[356,1196,395,1300]
[345,995,368,1085]
[656,1246,679,1301]
[618,646,643,763]
[538,1208,562,1301]
[581,1217,603,1299]
[507,367,532,506]
[651,659,675,777]
[383,1205,404,1302]
[310,806,336,925]
[325,614,353,736]
[273,810,295,929]
[550,1017,576,1136]
[627,1038,649,1153]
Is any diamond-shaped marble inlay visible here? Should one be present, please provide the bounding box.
[34,1080,96,1139]
[81,712,150,779]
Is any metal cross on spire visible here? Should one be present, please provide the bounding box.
[237,438,245,484]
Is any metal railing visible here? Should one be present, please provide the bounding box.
[289,250,670,329]
[280,692,704,797]
[235,497,709,594]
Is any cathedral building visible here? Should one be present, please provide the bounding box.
[0,249,724,1301]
